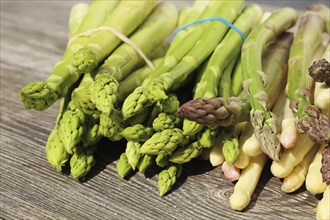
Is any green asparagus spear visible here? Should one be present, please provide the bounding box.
[68,3,89,39]
[70,145,96,179]
[179,32,293,129]
[125,141,142,170]
[116,58,163,102]
[139,128,189,155]
[231,59,244,97]
[71,72,100,116]
[121,124,153,142]
[198,128,219,148]
[152,113,182,132]
[241,7,297,161]
[221,131,240,165]
[59,102,86,154]
[90,3,178,114]
[20,1,154,111]
[287,11,329,143]
[155,153,171,168]
[158,165,182,196]
[169,142,202,164]
[137,154,155,173]
[307,3,330,34]
[99,109,124,142]
[81,113,101,147]
[116,153,133,179]
[46,129,71,172]
[122,0,243,119]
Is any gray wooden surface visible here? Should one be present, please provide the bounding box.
[0,1,325,219]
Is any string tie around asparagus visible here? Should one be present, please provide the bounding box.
[173,17,247,40]
[67,26,155,70]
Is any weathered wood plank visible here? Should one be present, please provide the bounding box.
[0,1,323,220]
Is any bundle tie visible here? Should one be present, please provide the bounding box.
[67,26,155,70]
[173,17,247,40]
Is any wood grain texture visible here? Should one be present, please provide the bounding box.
[0,1,324,220]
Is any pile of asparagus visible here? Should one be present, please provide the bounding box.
[19,0,330,218]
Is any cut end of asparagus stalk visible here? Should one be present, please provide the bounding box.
[251,110,282,161]
[297,105,330,144]
[321,144,330,185]
[73,47,98,74]
[19,81,59,111]
[90,74,119,114]
[309,58,330,85]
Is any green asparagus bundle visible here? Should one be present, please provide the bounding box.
[20,0,155,110]
[179,32,293,128]
[287,11,330,144]
[182,4,262,137]
[122,0,244,119]
[90,2,178,114]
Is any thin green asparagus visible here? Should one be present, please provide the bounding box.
[68,3,89,39]
[137,154,154,173]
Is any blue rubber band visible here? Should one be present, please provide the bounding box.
[173,17,246,40]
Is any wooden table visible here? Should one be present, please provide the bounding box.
[0,1,325,219]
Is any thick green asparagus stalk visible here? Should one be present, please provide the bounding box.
[70,145,96,179]
[231,59,244,97]
[74,0,120,35]
[68,3,89,39]
[122,0,243,119]
[169,142,202,164]
[152,113,182,132]
[179,32,293,129]
[121,124,153,142]
[158,165,182,196]
[125,141,142,171]
[287,11,329,144]
[72,1,157,73]
[19,1,120,110]
[90,2,178,114]
[241,7,297,161]
[99,109,124,142]
[139,128,189,155]
[116,153,133,178]
[178,0,209,28]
